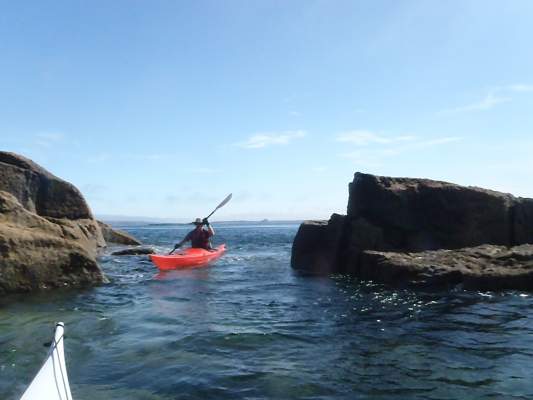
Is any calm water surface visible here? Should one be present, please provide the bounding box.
[1,223,533,399]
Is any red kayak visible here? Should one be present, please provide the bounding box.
[150,244,226,271]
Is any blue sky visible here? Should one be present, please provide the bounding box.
[1,0,533,220]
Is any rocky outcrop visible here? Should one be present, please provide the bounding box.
[346,173,533,250]
[292,172,533,290]
[0,152,93,219]
[98,220,142,246]
[0,152,109,294]
[290,214,345,275]
[0,191,106,294]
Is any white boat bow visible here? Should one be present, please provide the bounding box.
[20,322,73,400]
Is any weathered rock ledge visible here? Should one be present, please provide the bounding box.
[358,245,533,290]
[291,173,533,290]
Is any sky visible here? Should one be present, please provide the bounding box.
[1,0,533,221]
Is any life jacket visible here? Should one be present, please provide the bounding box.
[188,228,212,249]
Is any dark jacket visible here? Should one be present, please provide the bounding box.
[185,228,213,249]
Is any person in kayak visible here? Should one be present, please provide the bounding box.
[173,218,214,251]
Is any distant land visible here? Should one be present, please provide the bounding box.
[96,215,189,224]
[97,215,304,227]
[146,220,303,226]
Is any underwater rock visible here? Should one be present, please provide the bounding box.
[111,247,155,256]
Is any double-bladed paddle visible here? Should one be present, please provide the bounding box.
[168,193,232,254]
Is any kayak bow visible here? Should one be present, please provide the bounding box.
[20,322,72,400]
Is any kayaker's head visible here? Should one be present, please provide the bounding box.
[193,218,203,229]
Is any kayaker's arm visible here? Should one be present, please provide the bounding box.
[203,218,215,235]
[174,239,186,249]
[170,238,187,254]
[174,231,193,249]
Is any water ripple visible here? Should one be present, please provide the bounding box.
[1,223,533,399]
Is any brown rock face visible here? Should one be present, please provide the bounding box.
[291,214,345,275]
[0,191,106,294]
[0,152,93,219]
[359,245,533,291]
[514,198,533,244]
[0,152,109,294]
[347,173,519,250]
[291,172,533,290]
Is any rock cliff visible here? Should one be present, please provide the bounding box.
[291,173,533,290]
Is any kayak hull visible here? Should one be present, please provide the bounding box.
[150,244,226,270]
[20,322,72,400]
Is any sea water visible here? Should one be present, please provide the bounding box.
[1,222,533,399]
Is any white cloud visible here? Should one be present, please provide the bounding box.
[381,136,462,155]
[126,154,167,161]
[236,130,306,149]
[289,111,302,117]
[164,192,220,205]
[87,153,170,163]
[186,167,218,174]
[80,184,109,201]
[338,132,462,165]
[36,132,64,141]
[439,92,511,115]
[469,93,511,110]
[339,150,384,168]
[420,137,462,146]
[34,132,65,147]
[506,84,533,93]
[336,130,416,146]
[87,153,112,163]
[311,166,329,175]
[439,83,533,115]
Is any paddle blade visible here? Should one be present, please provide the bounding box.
[216,193,232,210]
[205,193,233,220]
